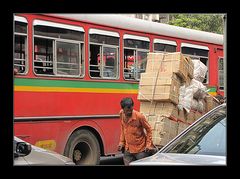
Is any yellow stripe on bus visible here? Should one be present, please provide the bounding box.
[208,91,217,96]
[14,86,138,94]
[35,140,56,151]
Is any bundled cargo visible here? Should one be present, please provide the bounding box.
[192,60,208,83]
[186,110,196,124]
[140,101,178,120]
[146,52,189,81]
[178,78,208,113]
[190,79,208,100]
[178,108,186,122]
[191,99,205,113]
[185,56,194,79]
[177,84,194,113]
[138,73,180,104]
[194,111,203,121]
[205,94,221,112]
[147,115,178,147]
[177,121,190,135]
[138,52,218,147]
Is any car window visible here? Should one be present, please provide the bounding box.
[163,106,226,156]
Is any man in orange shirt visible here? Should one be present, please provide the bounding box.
[118,97,154,165]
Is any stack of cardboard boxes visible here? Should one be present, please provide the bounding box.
[138,52,220,148]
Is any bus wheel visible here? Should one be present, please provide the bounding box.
[64,129,100,165]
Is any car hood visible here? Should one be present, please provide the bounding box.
[130,153,226,166]
[22,145,74,165]
[14,137,75,165]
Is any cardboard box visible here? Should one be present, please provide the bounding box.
[177,121,190,135]
[185,77,192,87]
[140,102,178,119]
[186,110,196,124]
[140,101,157,115]
[194,111,203,121]
[185,56,194,79]
[205,95,220,112]
[155,102,178,119]
[146,52,189,81]
[138,73,180,104]
[178,108,187,122]
[151,116,178,147]
[140,72,180,86]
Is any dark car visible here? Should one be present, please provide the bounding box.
[130,103,226,165]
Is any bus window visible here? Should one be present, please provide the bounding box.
[102,47,118,78]
[123,34,150,81]
[136,51,148,79]
[89,44,101,77]
[56,42,80,76]
[14,16,28,74]
[181,43,209,84]
[153,39,177,53]
[89,29,119,79]
[218,57,224,90]
[34,38,53,75]
[33,20,84,77]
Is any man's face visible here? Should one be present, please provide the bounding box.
[123,106,133,117]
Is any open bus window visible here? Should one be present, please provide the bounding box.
[89,30,119,79]
[218,57,224,90]
[89,45,101,78]
[123,49,148,80]
[136,51,148,80]
[89,45,118,79]
[123,48,149,81]
[123,35,150,81]
[34,38,54,75]
[33,21,85,77]
[102,47,118,78]
[14,20,27,74]
[123,49,135,80]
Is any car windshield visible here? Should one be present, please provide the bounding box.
[162,106,226,156]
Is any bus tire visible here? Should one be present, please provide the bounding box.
[64,129,100,165]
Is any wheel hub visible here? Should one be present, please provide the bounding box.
[73,149,82,162]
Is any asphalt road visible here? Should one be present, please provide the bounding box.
[100,154,124,165]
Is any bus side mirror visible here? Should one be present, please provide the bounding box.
[15,142,32,158]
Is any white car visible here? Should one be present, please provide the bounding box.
[14,137,75,165]
[130,103,226,166]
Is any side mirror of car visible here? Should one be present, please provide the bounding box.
[15,142,32,158]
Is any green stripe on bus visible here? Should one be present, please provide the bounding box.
[14,78,139,90]
[207,87,217,92]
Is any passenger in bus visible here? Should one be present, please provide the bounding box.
[14,68,18,75]
[118,97,155,165]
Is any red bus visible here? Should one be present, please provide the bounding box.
[14,13,224,165]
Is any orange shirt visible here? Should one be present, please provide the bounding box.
[119,109,153,153]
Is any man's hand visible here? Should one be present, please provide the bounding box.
[145,146,156,153]
[144,147,152,153]
[118,144,124,152]
[145,146,158,154]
